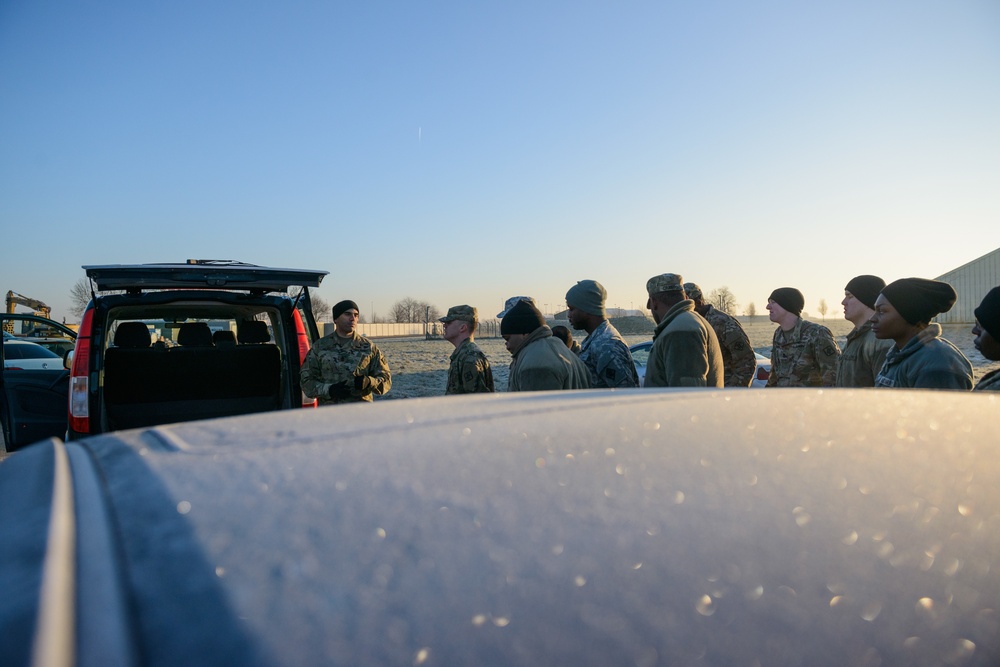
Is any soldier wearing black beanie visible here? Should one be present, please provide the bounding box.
[837,275,892,388]
[500,299,547,336]
[844,275,885,310]
[973,286,1000,391]
[767,288,804,316]
[766,286,840,387]
[872,278,972,390]
[300,299,393,405]
[500,300,590,391]
[879,278,956,326]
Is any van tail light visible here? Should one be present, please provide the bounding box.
[293,309,317,408]
[756,366,770,382]
[69,307,94,433]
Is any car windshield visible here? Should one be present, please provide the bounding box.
[4,341,61,359]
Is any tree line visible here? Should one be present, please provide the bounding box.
[68,280,781,323]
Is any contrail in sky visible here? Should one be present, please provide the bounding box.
[418,127,422,143]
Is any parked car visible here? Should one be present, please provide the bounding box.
[2,339,66,371]
[630,340,772,387]
[18,336,76,358]
[63,260,328,442]
[1,389,998,665]
[1,314,77,450]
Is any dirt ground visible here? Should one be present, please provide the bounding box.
[376,320,998,399]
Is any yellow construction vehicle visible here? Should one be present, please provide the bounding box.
[4,291,53,334]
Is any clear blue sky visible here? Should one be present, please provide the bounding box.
[2,1,998,323]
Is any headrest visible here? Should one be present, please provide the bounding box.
[238,320,271,344]
[177,322,214,347]
[212,330,237,347]
[114,322,151,348]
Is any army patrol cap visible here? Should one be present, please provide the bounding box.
[683,283,703,300]
[497,296,536,318]
[646,273,684,296]
[439,305,477,325]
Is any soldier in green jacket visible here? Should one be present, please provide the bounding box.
[502,300,590,392]
[765,287,840,387]
[440,305,494,394]
[836,275,893,387]
[973,286,1000,391]
[300,300,392,405]
[643,274,723,388]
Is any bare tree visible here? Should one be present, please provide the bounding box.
[69,278,92,319]
[389,297,440,323]
[817,299,828,320]
[744,302,757,317]
[290,288,332,322]
[707,287,738,315]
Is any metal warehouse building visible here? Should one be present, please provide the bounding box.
[934,247,1000,324]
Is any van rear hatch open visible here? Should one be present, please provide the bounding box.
[84,260,326,293]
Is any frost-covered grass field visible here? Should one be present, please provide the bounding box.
[375,319,997,399]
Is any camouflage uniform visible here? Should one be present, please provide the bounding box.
[699,305,755,387]
[300,331,391,405]
[578,320,639,388]
[835,322,892,388]
[446,338,495,394]
[766,318,840,387]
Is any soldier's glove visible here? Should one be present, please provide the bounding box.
[328,381,353,399]
[354,375,374,395]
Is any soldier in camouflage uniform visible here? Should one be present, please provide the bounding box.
[440,305,495,394]
[683,282,755,387]
[565,279,638,388]
[643,274,723,388]
[300,300,391,405]
[765,288,840,387]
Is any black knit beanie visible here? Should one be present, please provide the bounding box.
[844,275,885,310]
[974,286,1000,340]
[332,300,360,320]
[768,287,804,316]
[501,299,546,335]
[880,278,956,325]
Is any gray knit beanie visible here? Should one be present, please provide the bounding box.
[565,280,607,317]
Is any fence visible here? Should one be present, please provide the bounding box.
[321,320,505,339]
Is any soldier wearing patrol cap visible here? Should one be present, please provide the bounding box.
[644,274,723,388]
[683,282,755,387]
[440,305,495,394]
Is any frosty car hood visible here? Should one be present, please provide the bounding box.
[2,389,999,666]
[83,262,327,292]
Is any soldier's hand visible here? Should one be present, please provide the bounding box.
[354,375,373,395]
[328,381,353,399]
